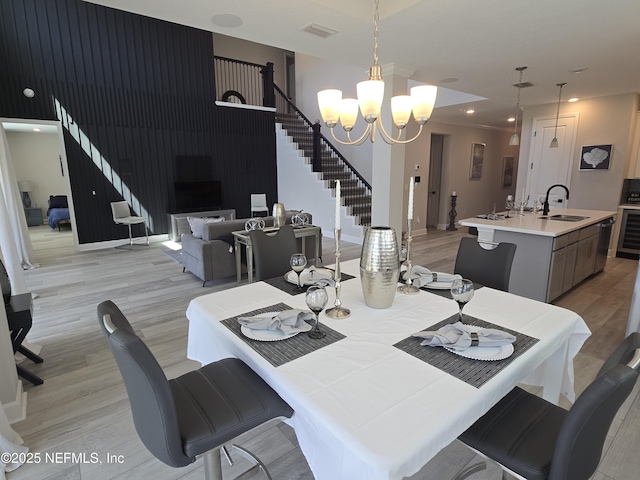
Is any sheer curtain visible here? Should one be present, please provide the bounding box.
[0,127,36,295]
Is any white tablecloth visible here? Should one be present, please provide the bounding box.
[186,259,590,480]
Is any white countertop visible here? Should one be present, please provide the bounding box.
[458,208,617,237]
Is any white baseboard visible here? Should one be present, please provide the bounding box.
[4,381,27,424]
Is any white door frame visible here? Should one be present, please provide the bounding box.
[1,118,79,249]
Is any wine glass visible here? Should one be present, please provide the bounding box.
[450,279,474,322]
[306,285,328,339]
[290,253,307,290]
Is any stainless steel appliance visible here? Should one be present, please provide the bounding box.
[595,217,614,271]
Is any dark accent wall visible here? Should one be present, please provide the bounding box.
[0,0,277,244]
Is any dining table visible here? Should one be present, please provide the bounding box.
[186,258,590,480]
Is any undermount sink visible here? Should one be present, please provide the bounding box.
[543,214,590,222]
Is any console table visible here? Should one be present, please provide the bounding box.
[168,209,236,242]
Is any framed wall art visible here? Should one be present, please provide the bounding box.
[579,144,612,171]
[501,156,514,188]
[470,142,485,180]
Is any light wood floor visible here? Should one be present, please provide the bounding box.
[7,225,640,480]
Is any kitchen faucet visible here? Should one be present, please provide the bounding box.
[542,184,570,216]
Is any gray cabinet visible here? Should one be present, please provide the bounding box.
[573,224,600,285]
[547,231,579,302]
[25,207,43,226]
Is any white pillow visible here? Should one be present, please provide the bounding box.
[187,216,224,239]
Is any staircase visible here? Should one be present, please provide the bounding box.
[275,111,372,227]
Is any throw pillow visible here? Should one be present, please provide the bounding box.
[48,195,68,209]
[187,216,224,239]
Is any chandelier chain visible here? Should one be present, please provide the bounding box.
[373,0,379,66]
[514,68,523,130]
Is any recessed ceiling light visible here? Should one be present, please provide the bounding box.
[569,67,588,74]
[465,109,475,114]
[211,14,243,28]
[568,97,579,102]
[33,128,41,132]
[439,77,458,84]
[508,117,515,122]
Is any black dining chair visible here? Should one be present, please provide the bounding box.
[1,259,43,385]
[97,300,293,480]
[455,332,640,480]
[249,224,299,281]
[454,237,517,291]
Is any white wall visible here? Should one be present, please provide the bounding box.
[294,53,373,183]
[276,125,363,244]
[518,93,639,212]
[213,33,288,93]
[403,121,517,231]
[6,131,66,216]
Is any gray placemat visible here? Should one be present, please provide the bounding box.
[221,302,346,367]
[421,282,484,299]
[264,271,355,296]
[394,315,539,388]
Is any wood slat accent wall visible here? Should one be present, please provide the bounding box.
[0,0,277,244]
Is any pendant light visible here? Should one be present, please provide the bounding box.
[550,83,566,148]
[509,66,527,146]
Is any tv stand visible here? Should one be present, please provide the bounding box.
[169,209,236,242]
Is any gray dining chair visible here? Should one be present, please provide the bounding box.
[97,300,293,479]
[1,259,43,385]
[454,237,516,291]
[455,332,640,480]
[250,194,269,217]
[249,224,299,281]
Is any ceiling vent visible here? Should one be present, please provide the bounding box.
[302,23,338,38]
[513,82,534,88]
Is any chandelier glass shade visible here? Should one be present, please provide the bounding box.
[317,0,437,145]
[550,83,566,148]
[508,66,527,146]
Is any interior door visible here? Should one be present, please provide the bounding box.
[427,134,444,227]
[526,114,577,207]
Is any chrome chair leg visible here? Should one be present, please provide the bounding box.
[203,448,223,480]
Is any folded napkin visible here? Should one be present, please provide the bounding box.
[401,265,462,288]
[237,309,313,335]
[412,321,516,351]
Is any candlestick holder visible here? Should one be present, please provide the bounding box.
[398,219,420,295]
[325,229,351,318]
[446,194,458,231]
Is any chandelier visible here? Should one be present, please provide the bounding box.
[508,66,527,146]
[317,0,437,145]
[550,83,566,148]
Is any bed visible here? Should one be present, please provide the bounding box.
[47,195,71,230]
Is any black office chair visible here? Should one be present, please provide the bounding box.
[97,300,293,480]
[456,332,640,480]
[249,224,299,281]
[454,237,517,291]
[1,259,43,385]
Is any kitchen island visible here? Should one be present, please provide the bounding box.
[459,208,617,302]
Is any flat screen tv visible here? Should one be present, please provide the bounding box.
[174,181,222,212]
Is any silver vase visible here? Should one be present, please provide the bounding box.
[360,226,399,309]
[272,203,286,227]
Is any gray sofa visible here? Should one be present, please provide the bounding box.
[181,212,320,285]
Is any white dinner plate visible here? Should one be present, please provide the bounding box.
[444,343,514,361]
[239,311,311,341]
[285,267,333,286]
